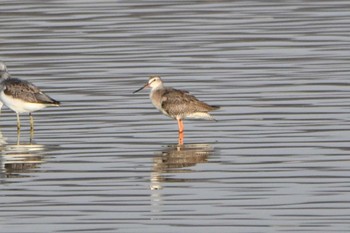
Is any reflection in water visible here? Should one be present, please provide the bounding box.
[2,0,350,231]
[150,144,214,190]
[0,131,46,178]
[150,144,215,214]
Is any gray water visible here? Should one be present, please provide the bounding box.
[1,1,350,232]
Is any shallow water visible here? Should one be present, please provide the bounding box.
[1,0,350,232]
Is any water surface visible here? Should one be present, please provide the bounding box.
[1,1,350,232]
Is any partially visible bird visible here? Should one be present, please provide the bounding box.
[133,75,220,144]
[0,62,10,113]
[0,62,60,131]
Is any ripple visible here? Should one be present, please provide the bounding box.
[0,0,350,232]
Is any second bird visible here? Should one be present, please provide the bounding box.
[133,76,220,145]
[0,62,60,131]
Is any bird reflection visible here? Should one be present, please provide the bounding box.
[150,143,214,190]
[0,131,46,178]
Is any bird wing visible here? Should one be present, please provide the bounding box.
[160,88,212,117]
[3,78,59,105]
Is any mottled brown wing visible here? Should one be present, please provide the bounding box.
[3,78,59,105]
[160,88,214,117]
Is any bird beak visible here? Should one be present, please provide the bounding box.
[133,83,149,94]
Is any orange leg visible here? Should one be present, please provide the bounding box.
[177,118,184,133]
[177,119,184,145]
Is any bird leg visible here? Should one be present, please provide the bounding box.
[16,127,21,145]
[16,113,21,131]
[177,119,184,145]
[29,113,34,131]
[29,112,34,144]
[29,113,35,142]
[177,118,184,133]
[178,133,184,145]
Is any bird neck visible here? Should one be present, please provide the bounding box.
[151,83,164,92]
[0,71,10,80]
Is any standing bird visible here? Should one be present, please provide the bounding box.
[0,62,10,113]
[0,62,60,131]
[133,76,220,145]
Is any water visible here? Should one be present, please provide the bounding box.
[1,0,350,232]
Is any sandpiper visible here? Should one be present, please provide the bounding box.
[0,62,60,131]
[0,62,10,113]
[133,76,220,144]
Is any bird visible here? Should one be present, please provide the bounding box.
[0,62,10,113]
[133,75,220,144]
[0,62,60,131]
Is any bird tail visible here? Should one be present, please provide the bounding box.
[50,99,61,106]
[36,93,61,106]
[209,105,220,111]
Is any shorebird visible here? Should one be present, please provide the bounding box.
[0,63,10,113]
[133,76,220,144]
[0,62,60,131]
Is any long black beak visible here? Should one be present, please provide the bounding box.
[133,83,149,94]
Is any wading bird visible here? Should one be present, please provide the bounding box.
[133,76,219,145]
[0,62,60,131]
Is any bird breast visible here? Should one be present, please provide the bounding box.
[150,89,163,111]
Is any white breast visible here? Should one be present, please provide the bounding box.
[0,91,47,113]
